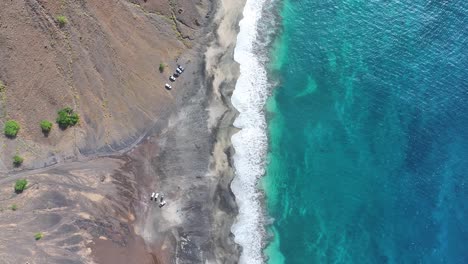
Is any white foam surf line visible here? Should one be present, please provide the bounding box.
[230,0,269,263]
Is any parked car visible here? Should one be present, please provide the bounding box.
[165,84,172,90]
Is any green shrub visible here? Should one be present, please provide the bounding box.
[10,204,17,211]
[4,120,20,138]
[13,155,23,167]
[34,232,43,240]
[69,113,79,125]
[159,63,165,73]
[56,107,80,129]
[14,179,27,193]
[40,120,53,134]
[56,15,68,27]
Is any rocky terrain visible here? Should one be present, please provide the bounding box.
[0,0,245,263]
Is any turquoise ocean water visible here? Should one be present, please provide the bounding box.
[262,0,468,263]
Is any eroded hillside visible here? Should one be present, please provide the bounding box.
[0,0,210,171]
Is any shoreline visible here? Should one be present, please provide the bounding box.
[230,0,282,263]
[124,0,249,262]
[84,0,248,260]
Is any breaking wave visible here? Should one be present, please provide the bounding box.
[230,0,270,263]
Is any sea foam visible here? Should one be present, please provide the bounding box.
[231,0,269,263]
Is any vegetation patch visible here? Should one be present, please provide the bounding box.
[159,63,166,73]
[34,233,43,240]
[14,179,27,193]
[56,107,79,129]
[40,120,53,135]
[56,15,68,27]
[13,155,24,167]
[4,120,20,138]
[10,204,17,211]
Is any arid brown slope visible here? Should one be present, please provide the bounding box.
[0,158,153,264]
[0,0,210,171]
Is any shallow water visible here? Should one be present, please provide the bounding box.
[263,0,468,263]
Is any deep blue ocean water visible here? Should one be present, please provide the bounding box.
[263,0,468,263]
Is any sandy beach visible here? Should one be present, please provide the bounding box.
[127,0,248,262]
[0,0,246,263]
